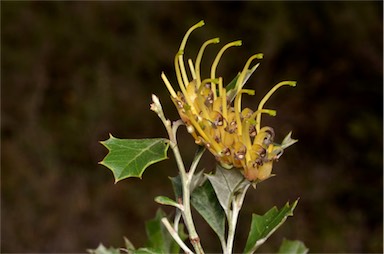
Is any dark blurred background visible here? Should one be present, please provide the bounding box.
[2,1,383,253]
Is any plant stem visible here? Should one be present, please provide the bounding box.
[162,217,194,254]
[156,111,204,253]
[173,208,182,233]
[169,128,204,254]
[226,183,250,254]
[188,146,206,178]
[226,200,240,254]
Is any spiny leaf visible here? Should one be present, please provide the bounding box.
[278,239,309,254]
[191,180,226,243]
[100,135,169,183]
[244,199,299,254]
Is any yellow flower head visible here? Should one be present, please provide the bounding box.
[161,21,297,182]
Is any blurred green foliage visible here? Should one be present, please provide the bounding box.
[2,1,382,253]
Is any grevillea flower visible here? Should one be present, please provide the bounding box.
[161,21,297,182]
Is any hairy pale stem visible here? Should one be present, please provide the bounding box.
[162,218,194,254]
[226,183,250,254]
[157,113,205,254]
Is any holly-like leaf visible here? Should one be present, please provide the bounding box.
[100,135,169,183]
[278,239,309,254]
[206,165,250,216]
[244,200,299,254]
[191,180,226,243]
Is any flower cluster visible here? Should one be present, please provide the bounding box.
[161,21,297,181]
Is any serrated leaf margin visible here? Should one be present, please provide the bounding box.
[99,134,169,183]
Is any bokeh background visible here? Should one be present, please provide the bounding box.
[2,1,383,253]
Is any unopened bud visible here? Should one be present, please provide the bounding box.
[150,94,163,115]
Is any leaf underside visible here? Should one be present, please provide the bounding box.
[191,180,226,242]
[207,164,249,216]
[100,135,169,183]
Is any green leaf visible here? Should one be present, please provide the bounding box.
[225,73,240,92]
[170,169,206,200]
[189,168,207,192]
[133,248,159,254]
[154,196,183,210]
[170,175,182,200]
[206,165,250,216]
[280,132,298,150]
[87,244,121,254]
[278,239,309,254]
[244,200,299,254]
[100,135,169,183]
[145,209,173,253]
[144,208,187,254]
[226,63,260,102]
[191,180,226,243]
[170,223,188,254]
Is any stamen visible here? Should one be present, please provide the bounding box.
[220,78,228,120]
[188,59,196,80]
[179,20,205,52]
[174,52,196,114]
[174,52,187,96]
[212,97,221,112]
[177,20,205,94]
[249,109,277,121]
[196,93,210,120]
[235,53,263,93]
[195,38,220,87]
[199,78,219,89]
[218,76,223,98]
[255,81,296,132]
[234,93,242,135]
[242,120,252,162]
[161,72,177,98]
[178,52,189,88]
[186,110,223,154]
[210,40,242,100]
[234,89,255,136]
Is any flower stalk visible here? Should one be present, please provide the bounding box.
[226,182,250,254]
[151,94,204,254]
